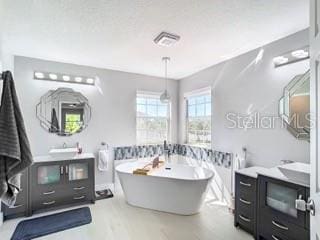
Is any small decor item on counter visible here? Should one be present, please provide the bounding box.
[76,142,82,154]
[133,157,164,175]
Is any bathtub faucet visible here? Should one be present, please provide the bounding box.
[163,140,171,163]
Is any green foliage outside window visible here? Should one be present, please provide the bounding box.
[187,93,211,148]
[65,114,82,134]
[136,95,169,144]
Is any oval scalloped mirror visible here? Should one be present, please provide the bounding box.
[36,88,91,136]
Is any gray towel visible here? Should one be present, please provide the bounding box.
[49,108,60,133]
[0,71,33,206]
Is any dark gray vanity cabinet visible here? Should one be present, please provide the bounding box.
[234,172,258,238]
[1,169,31,220]
[257,175,309,240]
[30,158,95,214]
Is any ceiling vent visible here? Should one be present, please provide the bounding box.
[154,32,180,47]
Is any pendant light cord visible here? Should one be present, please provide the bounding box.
[162,57,170,92]
[165,58,168,91]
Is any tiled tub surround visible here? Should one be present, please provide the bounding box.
[114,144,232,169]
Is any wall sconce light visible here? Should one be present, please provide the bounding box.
[273,46,309,68]
[33,71,96,85]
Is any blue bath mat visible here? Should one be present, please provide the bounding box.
[11,207,92,240]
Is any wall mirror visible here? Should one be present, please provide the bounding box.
[279,71,310,140]
[36,88,91,136]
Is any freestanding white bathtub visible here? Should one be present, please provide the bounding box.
[116,161,214,215]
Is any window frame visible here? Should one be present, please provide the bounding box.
[136,91,171,145]
[185,87,212,148]
[61,108,84,134]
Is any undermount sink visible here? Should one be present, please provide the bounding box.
[278,162,310,185]
[49,148,78,158]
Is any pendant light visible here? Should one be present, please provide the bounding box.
[160,57,171,103]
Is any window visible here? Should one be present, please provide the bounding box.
[61,105,84,134]
[186,89,211,147]
[136,92,170,144]
[64,112,82,133]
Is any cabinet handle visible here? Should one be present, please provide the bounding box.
[43,190,55,195]
[272,220,289,231]
[239,198,251,205]
[9,204,23,209]
[239,181,251,187]
[239,214,251,222]
[60,166,64,175]
[42,201,55,205]
[73,186,86,190]
[272,235,281,240]
[73,196,85,200]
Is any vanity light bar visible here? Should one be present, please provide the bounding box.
[33,71,95,85]
[273,46,309,68]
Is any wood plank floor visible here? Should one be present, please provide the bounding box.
[0,193,252,240]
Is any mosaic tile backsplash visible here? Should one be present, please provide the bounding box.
[114,144,232,169]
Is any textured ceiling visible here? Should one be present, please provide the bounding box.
[1,0,309,79]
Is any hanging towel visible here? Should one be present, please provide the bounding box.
[0,71,33,206]
[98,146,109,171]
[233,153,246,171]
[231,152,246,197]
[49,108,60,133]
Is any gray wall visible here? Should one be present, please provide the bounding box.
[14,56,179,188]
[5,29,310,203]
[179,29,310,168]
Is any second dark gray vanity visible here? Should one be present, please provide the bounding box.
[234,164,310,240]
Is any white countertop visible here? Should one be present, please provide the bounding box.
[257,166,310,187]
[236,163,310,187]
[33,153,95,163]
[235,166,268,178]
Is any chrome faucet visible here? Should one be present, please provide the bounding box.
[163,140,171,163]
[62,142,67,148]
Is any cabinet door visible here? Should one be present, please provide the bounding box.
[66,159,93,183]
[32,162,64,187]
[64,159,95,204]
[259,176,308,228]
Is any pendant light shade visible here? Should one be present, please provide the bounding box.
[160,57,171,103]
[160,89,170,103]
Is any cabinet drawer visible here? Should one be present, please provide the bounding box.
[69,181,92,193]
[238,189,255,205]
[259,230,291,240]
[2,171,29,218]
[68,193,91,205]
[237,198,254,217]
[32,198,60,212]
[32,188,66,211]
[32,186,62,201]
[237,201,255,233]
[3,198,27,217]
[236,174,256,197]
[259,210,309,240]
[237,212,254,233]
